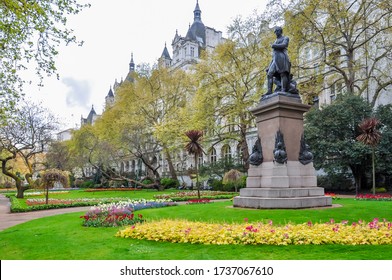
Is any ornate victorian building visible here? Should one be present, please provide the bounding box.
[81,1,256,181]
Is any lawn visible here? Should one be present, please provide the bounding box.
[0,198,392,260]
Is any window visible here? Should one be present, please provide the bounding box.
[330,84,336,102]
[198,154,203,167]
[190,47,195,57]
[222,145,232,162]
[209,148,217,164]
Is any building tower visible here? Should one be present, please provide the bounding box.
[105,86,115,109]
[81,105,99,126]
[159,42,172,68]
[125,53,136,82]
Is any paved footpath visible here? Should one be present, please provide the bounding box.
[0,194,90,231]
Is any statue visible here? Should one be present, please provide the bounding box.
[249,137,263,166]
[265,27,298,95]
[298,134,313,165]
[273,129,287,164]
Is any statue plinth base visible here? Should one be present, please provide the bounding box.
[233,93,332,209]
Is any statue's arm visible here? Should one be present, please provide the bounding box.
[272,37,289,50]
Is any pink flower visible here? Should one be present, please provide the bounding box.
[244,218,248,222]
[245,225,254,231]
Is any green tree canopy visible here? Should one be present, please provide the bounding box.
[0,0,89,114]
[281,0,392,105]
[304,94,392,191]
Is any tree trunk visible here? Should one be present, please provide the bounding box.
[2,157,28,198]
[46,186,49,205]
[372,148,376,195]
[15,180,26,198]
[239,122,250,171]
[195,154,200,199]
[164,150,177,180]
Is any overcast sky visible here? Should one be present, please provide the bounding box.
[25,0,268,131]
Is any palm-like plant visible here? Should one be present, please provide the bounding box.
[185,130,204,199]
[356,118,382,195]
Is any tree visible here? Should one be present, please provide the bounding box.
[282,0,392,106]
[192,13,271,170]
[46,141,72,170]
[0,101,58,197]
[185,130,204,199]
[69,123,123,184]
[98,64,196,186]
[304,95,373,191]
[40,168,68,204]
[373,104,392,185]
[223,169,242,192]
[356,118,381,194]
[0,0,90,114]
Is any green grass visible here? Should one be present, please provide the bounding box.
[1,199,392,260]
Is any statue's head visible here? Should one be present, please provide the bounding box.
[274,26,283,36]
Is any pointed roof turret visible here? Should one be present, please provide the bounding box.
[129,53,135,72]
[161,42,171,60]
[194,0,201,22]
[107,86,114,98]
[83,105,97,125]
[126,53,136,82]
[186,1,206,46]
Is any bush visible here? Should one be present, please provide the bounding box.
[80,180,95,188]
[160,178,179,189]
[375,187,387,193]
[141,179,153,185]
[209,179,224,191]
[2,181,13,189]
[317,173,354,192]
[222,176,246,192]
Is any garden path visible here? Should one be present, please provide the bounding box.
[0,194,91,231]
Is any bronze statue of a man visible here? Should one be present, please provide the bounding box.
[266,27,291,94]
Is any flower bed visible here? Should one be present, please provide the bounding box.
[10,197,133,212]
[154,191,237,201]
[186,199,212,204]
[81,199,176,227]
[116,218,392,245]
[25,197,127,206]
[84,188,141,192]
[355,194,392,201]
[23,191,70,197]
[325,193,340,200]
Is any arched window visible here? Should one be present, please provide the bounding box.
[222,144,232,162]
[209,148,217,164]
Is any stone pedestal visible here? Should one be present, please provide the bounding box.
[233,93,332,209]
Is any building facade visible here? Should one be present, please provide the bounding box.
[97,1,257,181]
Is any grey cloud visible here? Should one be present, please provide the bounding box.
[62,77,91,110]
